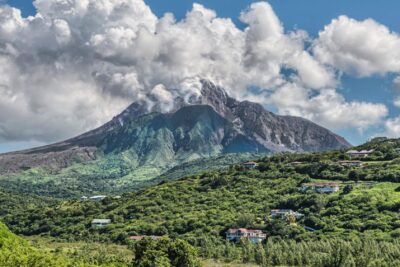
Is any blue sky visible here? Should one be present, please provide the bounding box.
[1,0,400,151]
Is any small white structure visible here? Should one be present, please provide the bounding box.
[337,160,363,167]
[242,161,259,169]
[80,196,88,201]
[89,195,107,201]
[270,209,304,219]
[226,228,267,243]
[346,150,374,158]
[302,183,340,193]
[91,219,111,228]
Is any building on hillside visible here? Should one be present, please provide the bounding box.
[270,209,304,219]
[346,150,374,158]
[301,182,340,193]
[80,196,88,201]
[337,160,363,167]
[91,219,111,228]
[226,228,267,243]
[291,161,304,165]
[89,195,107,201]
[242,161,259,169]
[129,235,161,241]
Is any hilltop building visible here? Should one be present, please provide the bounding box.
[129,235,161,241]
[242,162,259,169]
[301,182,340,193]
[91,219,111,228]
[270,209,304,219]
[89,195,107,201]
[346,150,374,158]
[337,160,363,167]
[226,228,267,243]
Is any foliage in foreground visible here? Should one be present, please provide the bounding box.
[0,222,88,267]
[133,237,201,267]
[197,237,400,266]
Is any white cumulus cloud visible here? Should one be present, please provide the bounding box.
[313,15,400,76]
[0,0,393,145]
[269,83,388,131]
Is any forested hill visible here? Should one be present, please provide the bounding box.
[4,137,400,242]
[2,137,400,265]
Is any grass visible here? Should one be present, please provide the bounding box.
[26,236,134,263]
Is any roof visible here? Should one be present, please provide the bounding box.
[90,195,107,198]
[346,149,374,154]
[271,209,294,212]
[302,182,339,187]
[129,235,161,240]
[92,219,111,224]
[243,161,258,165]
[129,235,146,239]
[227,228,264,234]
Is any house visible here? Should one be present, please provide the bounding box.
[301,182,340,193]
[129,235,161,241]
[80,196,88,201]
[91,219,111,228]
[291,161,304,165]
[270,209,304,219]
[346,149,374,158]
[226,228,267,243]
[242,161,259,169]
[337,160,363,167]
[89,195,107,201]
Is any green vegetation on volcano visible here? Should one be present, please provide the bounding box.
[0,152,260,198]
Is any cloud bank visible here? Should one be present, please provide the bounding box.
[0,0,397,144]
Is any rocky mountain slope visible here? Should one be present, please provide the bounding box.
[0,80,350,176]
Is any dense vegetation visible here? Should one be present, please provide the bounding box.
[3,137,400,265]
[0,222,92,266]
[0,221,202,267]
[0,153,259,198]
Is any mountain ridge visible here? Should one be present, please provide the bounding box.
[0,80,351,178]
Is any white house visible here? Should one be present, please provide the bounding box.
[337,160,363,167]
[301,182,340,193]
[242,161,259,169]
[346,150,374,158]
[226,228,267,243]
[270,209,304,219]
[91,219,111,228]
[80,196,88,201]
[89,195,107,201]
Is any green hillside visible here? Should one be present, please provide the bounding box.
[0,221,93,266]
[2,138,400,265]
[0,152,261,198]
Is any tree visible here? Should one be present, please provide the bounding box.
[348,170,359,182]
[133,237,201,267]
